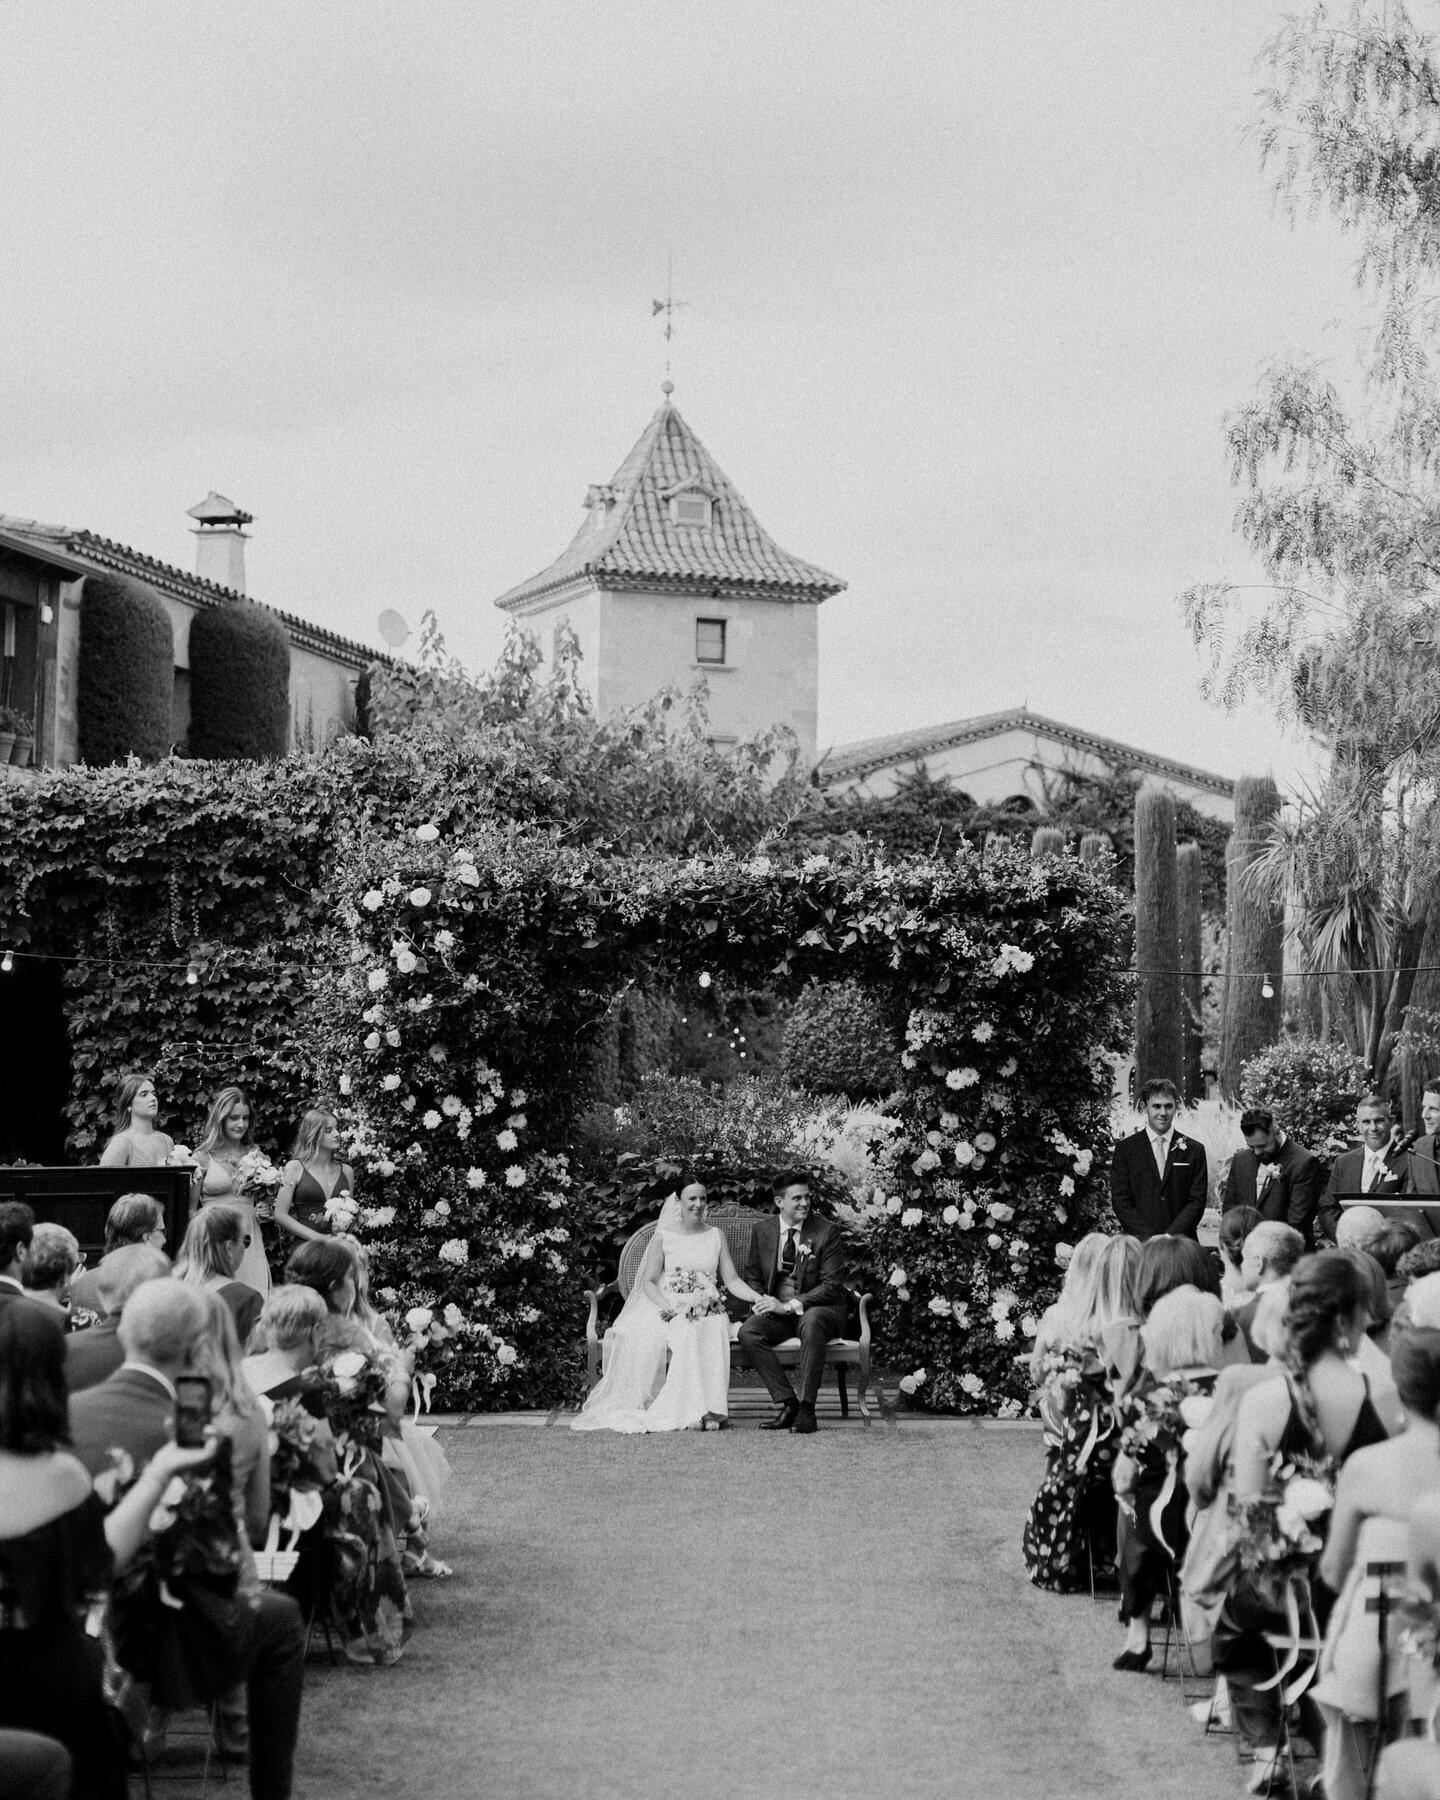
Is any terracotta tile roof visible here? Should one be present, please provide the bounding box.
[0,513,378,671]
[495,394,845,611]
[817,707,1236,798]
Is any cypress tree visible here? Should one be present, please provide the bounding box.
[1134,782,1182,1089]
[188,601,291,760]
[1078,831,1112,868]
[1220,775,1284,1098]
[1030,826,1066,857]
[76,573,174,764]
[1177,841,1204,1103]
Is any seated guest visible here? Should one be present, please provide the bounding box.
[1218,1205,1263,1311]
[1398,1235,1440,1287]
[1375,1219,1424,1317]
[65,1245,170,1393]
[176,1206,264,1346]
[1111,1285,1224,1672]
[68,1279,306,1800]
[0,1205,35,1312]
[1109,1079,1210,1241]
[1215,1253,1391,1786]
[1313,1315,1440,1800]
[1318,1094,1410,1242]
[1235,1221,1306,1359]
[1223,1108,1325,1244]
[1338,1204,1393,1259]
[1181,1281,1294,1725]
[0,1301,213,1800]
[1338,1248,1405,1429]
[1023,1232,1138,1591]
[21,1223,94,1329]
[1377,1470,1440,1797]
[0,1731,71,1800]
[243,1285,330,1403]
[69,1192,167,1313]
[285,1241,408,1420]
[98,1070,179,1170]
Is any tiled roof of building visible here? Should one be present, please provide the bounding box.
[495,392,845,611]
[0,513,377,671]
[817,706,1236,798]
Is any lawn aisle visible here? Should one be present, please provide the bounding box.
[293,1424,1241,1800]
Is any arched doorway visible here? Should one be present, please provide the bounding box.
[0,956,70,1163]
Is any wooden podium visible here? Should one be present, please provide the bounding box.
[0,1166,192,1259]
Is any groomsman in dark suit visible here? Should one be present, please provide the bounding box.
[1109,1078,1210,1241]
[1404,1085,1440,1239]
[0,1203,38,1312]
[1221,1108,1326,1246]
[1316,1092,1411,1243]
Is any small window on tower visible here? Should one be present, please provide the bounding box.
[673,494,712,528]
[695,619,726,665]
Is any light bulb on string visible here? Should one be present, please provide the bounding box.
[185,961,201,987]
[0,951,11,974]
[1261,973,1275,999]
[698,972,712,989]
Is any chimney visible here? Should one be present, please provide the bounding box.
[187,491,253,593]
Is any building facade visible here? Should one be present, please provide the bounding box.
[495,386,844,765]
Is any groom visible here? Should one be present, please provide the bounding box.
[738,1173,848,1435]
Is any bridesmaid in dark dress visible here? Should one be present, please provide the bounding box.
[0,1304,214,1799]
[273,1108,355,1246]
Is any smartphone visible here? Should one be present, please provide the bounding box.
[174,1376,213,1449]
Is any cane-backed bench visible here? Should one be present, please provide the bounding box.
[583,1201,873,1418]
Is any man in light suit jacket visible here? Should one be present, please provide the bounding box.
[1109,1078,1209,1241]
[737,1173,848,1435]
[1316,1092,1411,1243]
[1221,1108,1326,1246]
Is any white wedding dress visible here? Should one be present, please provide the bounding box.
[572,1223,732,1433]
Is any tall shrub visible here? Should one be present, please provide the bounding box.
[1030,826,1065,857]
[780,981,902,1097]
[1239,1038,1369,1154]
[1177,841,1204,1102]
[1078,832,1112,868]
[1134,782,1181,1088]
[76,574,174,765]
[188,601,291,760]
[1220,775,1284,1097]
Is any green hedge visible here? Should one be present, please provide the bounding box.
[77,574,174,765]
[188,602,291,760]
[781,980,902,1097]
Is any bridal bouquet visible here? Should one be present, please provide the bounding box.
[661,1269,727,1323]
[235,1147,283,1219]
[266,1396,334,1535]
[311,1349,392,1454]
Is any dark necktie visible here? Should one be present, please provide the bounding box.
[781,1229,797,1276]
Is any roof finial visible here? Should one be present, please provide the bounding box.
[651,253,687,387]
[661,379,674,399]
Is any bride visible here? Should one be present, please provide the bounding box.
[573,1182,767,1433]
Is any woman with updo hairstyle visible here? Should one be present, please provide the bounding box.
[1310,1323,1440,1800]
[98,1071,176,1169]
[1212,1252,1393,1778]
[1134,1235,1221,1316]
[1219,1205,1264,1310]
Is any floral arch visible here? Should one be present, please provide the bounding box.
[309,825,1131,1413]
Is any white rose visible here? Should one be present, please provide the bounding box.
[899,1374,917,1395]
[363,1206,396,1228]
[1055,1241,1075,1268]
[900,1207,923,1227]
[1178,1394,1213,1430]
[974,1131,997,1153]
[457,864,480,887]
[954,1142,975,1166]
[367,969,388,991]
[405,1306,435,1335]
[438,1238,469,1265]
[362,889,384,911]
[409,887,432,908]
[434,1199,451,1217]
[435,929,455,951]
[942,1204,961,1225]
[443,1303,464,1330]
[888,1267,908,1288]
[381,1074,401,1092]
[414,823,440,842]
[364,1032,381,1051]
[960,1373,984,1397]
[927,1296,951,1315]
[330,1350,367,1382]
[496,1344,518,1365]
[1283,1476,1332,1522]
[885,1196,903,1216]
[395,949,418,975]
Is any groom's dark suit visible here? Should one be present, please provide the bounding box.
[737,1214,848,1408]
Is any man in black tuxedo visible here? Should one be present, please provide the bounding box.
[1109,1078,1209,1241]
[737,1173,848,1435]
[65,1243,170,1393]
[1316,1092,1411,1243]
[70,1279,306,1800]
[1221,1107,1326,1246]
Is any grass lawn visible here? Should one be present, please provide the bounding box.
[237,1418,1248,1800]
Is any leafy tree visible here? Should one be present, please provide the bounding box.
[1181,1,1440,1085]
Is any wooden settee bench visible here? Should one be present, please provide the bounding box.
[584,1201,873,1419]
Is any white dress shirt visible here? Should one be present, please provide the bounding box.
[1363,1148,1392,1192]
[1147,1128,1174,1180]
[777,1225,802,1274]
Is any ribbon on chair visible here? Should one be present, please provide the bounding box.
[1257,1576,1322,1705]
[1149,1452,1180,1558]
[1074,1396,1112,1473]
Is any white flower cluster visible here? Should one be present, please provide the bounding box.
[898,1367,928,1395]
[990,944,1035,977]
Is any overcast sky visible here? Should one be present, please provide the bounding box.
[0,2,1373,786]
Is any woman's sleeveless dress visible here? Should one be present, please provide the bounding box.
[201,1158,272,1295]
[291,1164,350,1234]
[100,1129,175,1168]
[572,1227,731,1434]
[1022,1345,1118,1591]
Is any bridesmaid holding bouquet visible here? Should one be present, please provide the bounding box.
[191,1085,276,1295]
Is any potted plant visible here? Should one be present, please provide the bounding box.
[7,707,33,767]
[0,707,18,765]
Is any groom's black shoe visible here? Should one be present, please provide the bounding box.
[793,1403,818,1435]
[760,1399,799,1431]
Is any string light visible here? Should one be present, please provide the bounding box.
[185,961,201,986]
[1261,974,1275,999]
[697,972,712,989]
[0,951,11,974]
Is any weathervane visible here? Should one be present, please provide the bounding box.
[651,256,687,385]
